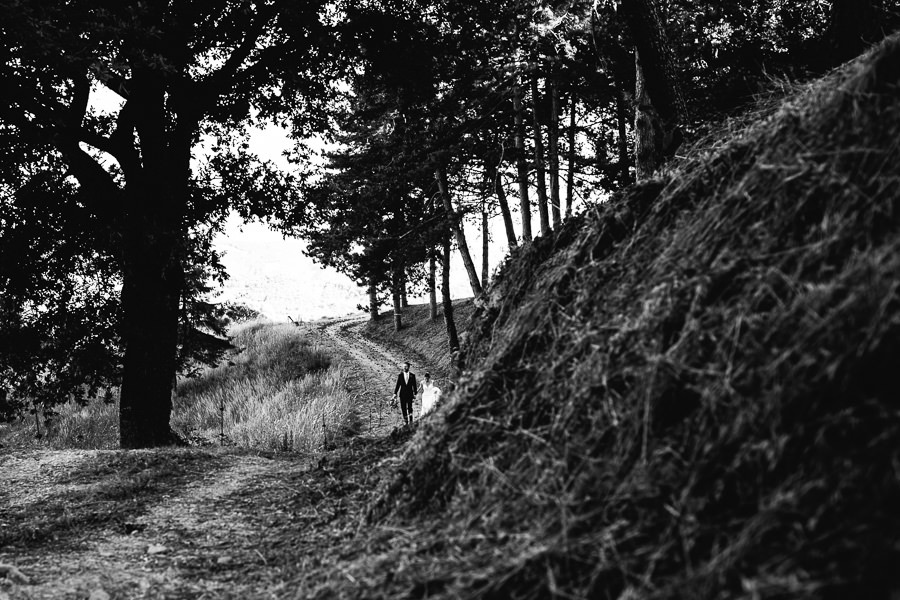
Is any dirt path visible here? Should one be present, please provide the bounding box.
[318,315,423,438]
[0,318,434,600]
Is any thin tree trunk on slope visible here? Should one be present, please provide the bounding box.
[429,251,438,320]
[615,78,632,185]
[513,80,533,242]
[530,67,551,235]
[400,269,408,308]
[481,202,489,289]
[368,276,379,321]
[494,171,518,248]
[565,90,577,218]
[441,232,459,353]
[428,194,438,320]
[391,264,402,331]
[436,167,483,298]
[548,61,561,227]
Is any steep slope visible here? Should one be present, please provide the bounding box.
[371,36,900,598]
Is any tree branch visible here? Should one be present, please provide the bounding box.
[193,5,276,106]
[95,71,132,100]
[68,75,91,129]
[109,100,142,176]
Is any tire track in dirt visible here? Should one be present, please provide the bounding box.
[0,450,309,599]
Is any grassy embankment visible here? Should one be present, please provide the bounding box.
[292,36,900,598]
[361,298,475,380]
[0,320,354,453]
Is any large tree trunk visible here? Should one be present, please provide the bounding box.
[441,231,459,354]
[119,163,185,446]
[565,91,577,218]
[513,79,533,242]
[428,250,438,320]
[118,90,190,449]
[493,171,518,248]
[481,202,489,289]
[119,220,183,448]
[368,276,379,321]
[435,167,483,298]
[530,68,551,235]
[622,0,686,180]
[548,61,561,227]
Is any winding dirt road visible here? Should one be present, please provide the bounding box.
[318,315,425,438]
[0,316,432,599]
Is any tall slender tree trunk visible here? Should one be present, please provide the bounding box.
[548,61,561,227]
[565,91,577,218]
[368,276,379,321]
[622,0,686,181]
[481,202,489,289]
[530,68,551,235]
[429,251,438,320]
[494,171,518,248]
[391,261,402,331]
[400,269,409,309]
[441,231,459,353]
[513,79,533,242]
[614,80,631,185]
[435,167,483,298]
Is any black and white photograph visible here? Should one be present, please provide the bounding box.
[1,0,899,597]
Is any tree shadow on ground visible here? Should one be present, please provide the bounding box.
[0,450,229,552]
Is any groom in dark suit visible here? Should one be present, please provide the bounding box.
[393,361,417,425]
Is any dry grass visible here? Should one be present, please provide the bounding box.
[172,319,353,452]
[0,395,119,450]
[1,319,353,453]
[357,35,900,598]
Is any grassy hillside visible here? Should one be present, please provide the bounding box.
[366,36,900,598]
[0,320,354,452]
[172,320,355,452]
[362,299,475,379]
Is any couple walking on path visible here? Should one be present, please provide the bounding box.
[392,361,440,425]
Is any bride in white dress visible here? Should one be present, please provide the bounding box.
[419,372,441,417]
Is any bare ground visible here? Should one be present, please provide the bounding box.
[0,317,428,600]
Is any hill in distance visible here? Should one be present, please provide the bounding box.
[212,214,496,322]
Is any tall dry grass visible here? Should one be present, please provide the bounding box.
[0,319,354,453]
[172,319,354,451]
[0,394,119,450]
